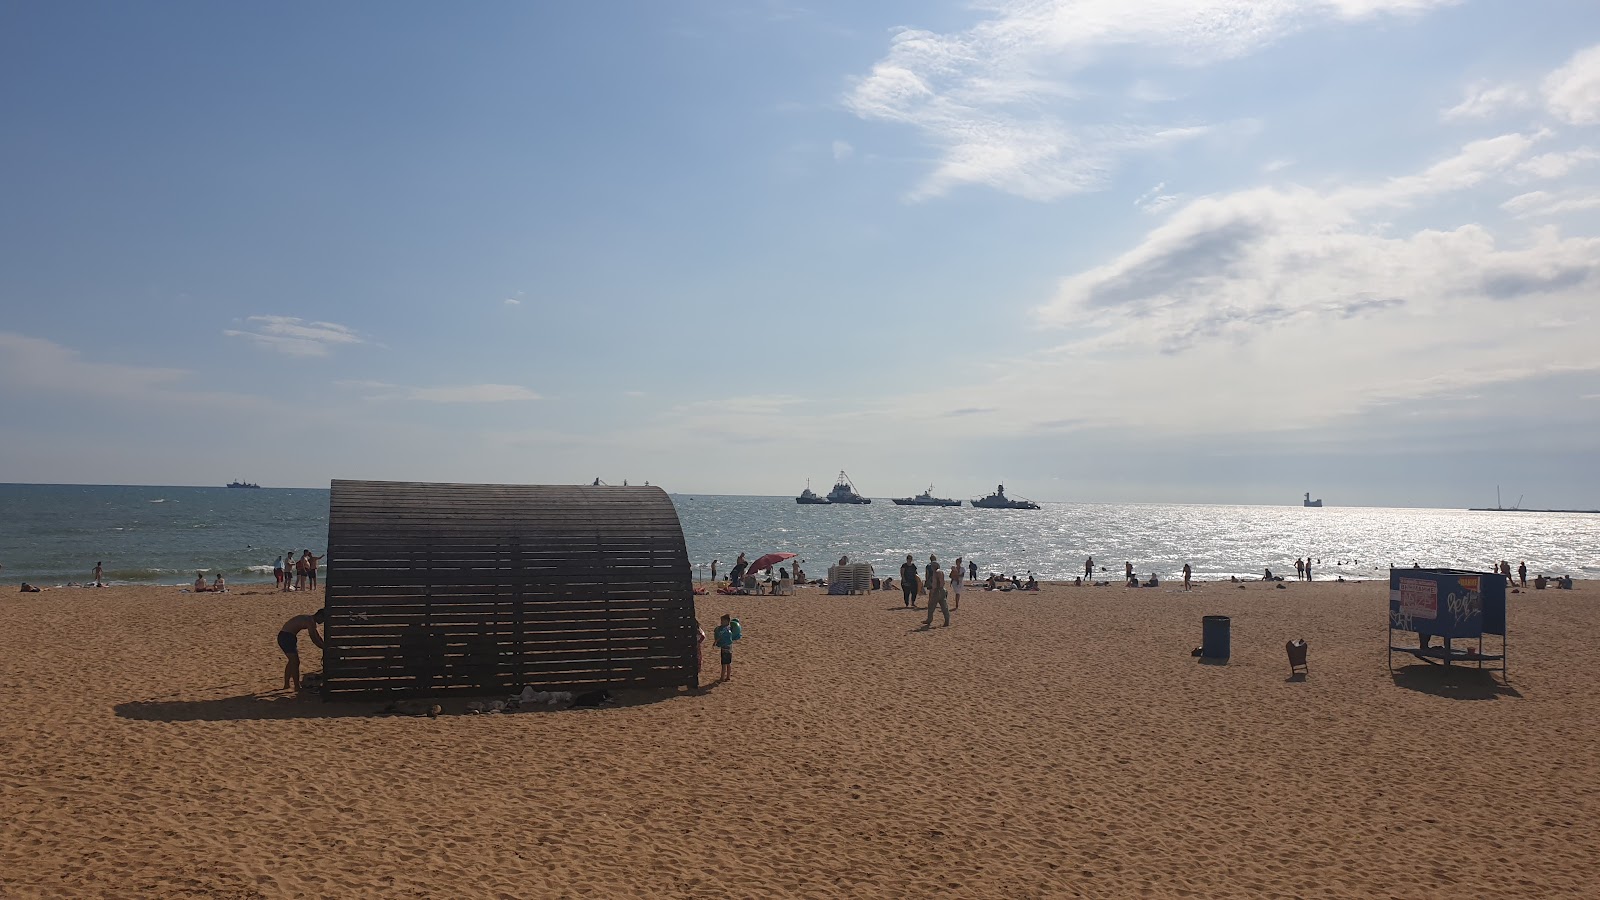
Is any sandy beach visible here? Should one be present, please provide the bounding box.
[3,578,1598,898]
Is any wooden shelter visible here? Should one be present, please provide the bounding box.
[322,480,697,699]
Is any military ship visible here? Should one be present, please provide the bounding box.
[825,471,871,504]
[891,485,961,507]
[970,484,1039,510]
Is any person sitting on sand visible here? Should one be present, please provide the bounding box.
[1263,567,1274,582]
[1010,575,1023,590]
[211,573,226,593]
[1025,575,1038,591]
[193,572,209,592]
[278,609,326,692]
[1143,572,1159,588]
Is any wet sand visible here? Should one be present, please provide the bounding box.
[2,579,1597,898]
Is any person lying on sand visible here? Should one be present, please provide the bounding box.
[20,582,40,592]
[278,609,326,692]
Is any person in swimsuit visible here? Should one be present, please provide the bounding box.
[194,572,209,592]
[93,561,103,586]
[304,551,323,589]
[278,609,326,691]
[950,557,964,611]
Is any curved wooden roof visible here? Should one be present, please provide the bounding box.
[322,480,696,698]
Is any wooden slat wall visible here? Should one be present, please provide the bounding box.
[322,480,697,698]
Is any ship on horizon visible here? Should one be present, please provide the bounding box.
[825,471,871,504]
[226,479,261,489]
[1469,486,1598,514]
[892,485,961,507]
[971,484,1039,510]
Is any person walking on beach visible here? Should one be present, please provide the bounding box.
[900,555,918,608]
[1124,561,1133,582]
[951,557,965,612]
[1183,563,1192,591]
[277,608,325,692]
[93,561,103,587]
[714,613,739,682]
[968,560,977,582]
[923,559,949,628]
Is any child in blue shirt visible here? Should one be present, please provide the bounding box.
[714,613,740,682]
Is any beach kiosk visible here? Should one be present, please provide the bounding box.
[321,480,698,698]
[1387,567,1508,679]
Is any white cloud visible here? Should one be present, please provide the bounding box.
[846,0,1456,201]
[1516,147,1600,179]
[1502,189,1600,218]
[1134,181,1183,213]
[341,380,540,403]
[0,332,268,413]
[224,316,364,357]
[831,140,854,161]
[1544,43,1600,125]
[1263,158,1294,174]
[1440,81,1531,121]
[969,134,1600,433]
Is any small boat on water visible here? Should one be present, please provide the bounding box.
[971,484,1039,510]
[1303,492,1323,508]
[795,480,830,505]
[226,479,261,489]
[892,485,960,507]
[826,471,871,504]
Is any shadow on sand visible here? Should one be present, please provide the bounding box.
[1390,664,1522,700]
[114,683,705,723]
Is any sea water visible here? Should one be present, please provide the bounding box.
[0,483,1596,585]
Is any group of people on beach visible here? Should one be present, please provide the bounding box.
[274,550,323,592]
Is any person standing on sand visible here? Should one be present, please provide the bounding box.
[273,555,284,590]
[1085,556,1094,581]
[711,559,718,582]
[1519,561,1527,586]
[923,559,949,628]
[93,562,103,587]
[1183,563,1192,591]
[729,553,748,587]
[283,550,295,591]
[305,551,323,589]
[1124,561,1134,582]
[951,557,965,612]
[1295,559,1304,580]
[714,613,738,682]
[278,609,325,691]
[968,560,977,582]
[900,555,917,608]
[1304,557,1312,582]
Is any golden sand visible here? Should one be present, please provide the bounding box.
[2,579,1597,898]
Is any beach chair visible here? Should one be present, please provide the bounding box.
[773,575,794,596]
[1286,639,1308,676]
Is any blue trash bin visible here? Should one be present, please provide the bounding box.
[1202,615,1231,660]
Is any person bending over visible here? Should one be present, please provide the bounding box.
[278,609,326,691]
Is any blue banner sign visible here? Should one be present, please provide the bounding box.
[1389,568,1490,639]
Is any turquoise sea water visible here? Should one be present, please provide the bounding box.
[1,483,1596,585]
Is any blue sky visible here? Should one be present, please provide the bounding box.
[3,0,1599,507]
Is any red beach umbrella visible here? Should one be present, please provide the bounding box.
[747,552,797,573]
